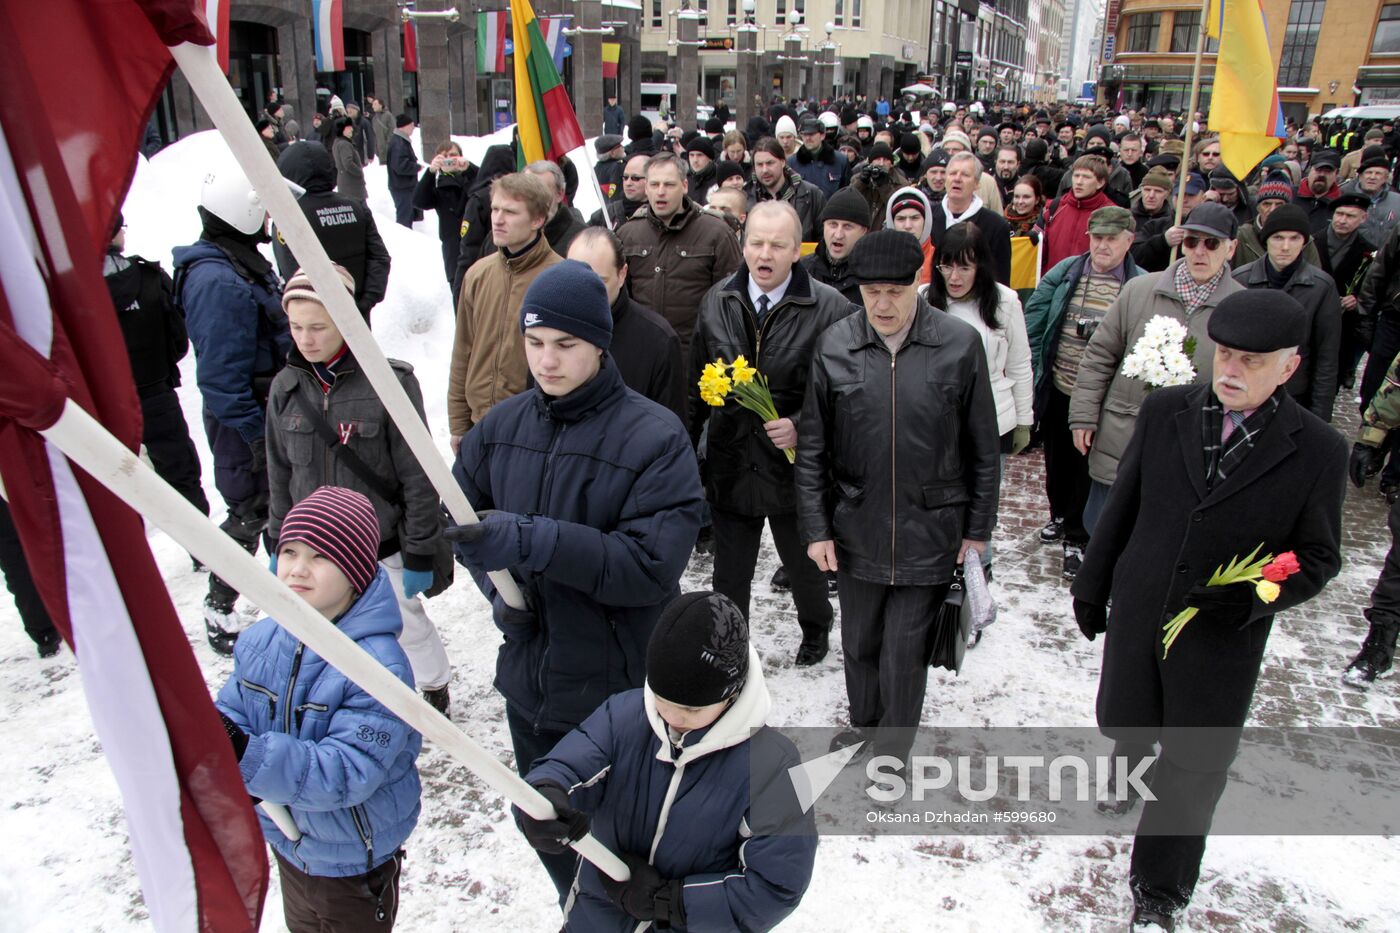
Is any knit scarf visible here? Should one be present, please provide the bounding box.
[1326,226,1356,268]
[1201,387,1283,491]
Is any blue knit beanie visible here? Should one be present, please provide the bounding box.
[519,260,613,351]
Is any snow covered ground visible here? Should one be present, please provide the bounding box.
[0,129,1396,932]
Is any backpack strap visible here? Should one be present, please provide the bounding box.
[287,388,399,503]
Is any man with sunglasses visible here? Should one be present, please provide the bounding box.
[1069,203,1245,533]
[591,153,651,229]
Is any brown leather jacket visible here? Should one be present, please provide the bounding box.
[447,232,561,435]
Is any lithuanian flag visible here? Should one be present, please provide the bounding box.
[512,0,585,167]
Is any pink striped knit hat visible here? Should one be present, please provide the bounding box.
[279,486,381,593]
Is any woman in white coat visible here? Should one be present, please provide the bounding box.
[925,221,1034,458]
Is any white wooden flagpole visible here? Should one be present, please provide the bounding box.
[167,41,526,612]
[41,398,629,880]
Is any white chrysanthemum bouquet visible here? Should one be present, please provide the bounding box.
[1120,315,1197,390]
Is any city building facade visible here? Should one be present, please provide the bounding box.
[1100,0,1400,120]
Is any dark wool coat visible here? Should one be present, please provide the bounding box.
[1072,386,1345,759]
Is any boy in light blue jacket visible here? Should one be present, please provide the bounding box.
[216,486,421,931]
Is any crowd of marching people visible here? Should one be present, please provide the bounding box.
[7,87,1400,931]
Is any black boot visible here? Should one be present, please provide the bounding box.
[1343,621,1398,689]
[771,565,791,591]
[795,618,831,666]
[422,684,451,717]
[1130,906,1177,931]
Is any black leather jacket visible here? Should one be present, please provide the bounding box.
[795,298,1001,586]
[689,262,856,516]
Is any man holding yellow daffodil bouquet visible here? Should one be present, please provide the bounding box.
[688,200,856,666]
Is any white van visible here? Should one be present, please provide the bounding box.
[639,81,714,128]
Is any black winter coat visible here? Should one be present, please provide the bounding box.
[452,359,705,732]
[688,263,856,517]
[1318,229,1377,298]
[103,252,188,398]
[273,142,391,318]
[413,165,476,248]
[1072,387,1344,752]
[928,206,1013,286]
[1129,198,1175,272]
[794,300,1002,586]
[801,242,863,305]
[747,169,826,242]
[610,291,686,425]
[1232,258,1342,421]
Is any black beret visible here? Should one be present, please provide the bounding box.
[998,121,1019,133]
[900,132,923,155]
[849,229,925,285]
[1330,193,1372,213]
[867,142,895,162]
[704,117,726,133]
[840,106,860,125]
[1207,289,1308,353]
[1259,203,1311,244]
[1024,138,1048,161]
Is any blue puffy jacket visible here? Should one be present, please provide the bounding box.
[215,569,422,878]
[452,358,705,733]
[527,657,818,932]
[172,240,291,445]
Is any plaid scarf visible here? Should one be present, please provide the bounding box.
[1201,388,1283,490]
[1173,260,1227,316]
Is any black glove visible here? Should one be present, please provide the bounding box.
[247,437,268,473]
[514,781,590,854]
[1073,599,1107,642]
[219,712,249,761]
[599,852,687,927]
[1350,442,1384,489]
[1183,581,1256,628]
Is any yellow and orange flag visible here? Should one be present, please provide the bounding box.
[1205,0,1287,179]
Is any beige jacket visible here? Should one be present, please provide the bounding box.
[1067,259,1245,484]
[447,233,561,435]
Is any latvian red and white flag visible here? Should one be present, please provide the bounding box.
[0,2,268,931]
[203,0,230,72]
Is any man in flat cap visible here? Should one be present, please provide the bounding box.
[593,134,627,203]
[1231,203,1341,421]
[1071,289,1346,932]
[795,229,1000,767]
[1069,202,1246,533]
[1025,206,1147,578]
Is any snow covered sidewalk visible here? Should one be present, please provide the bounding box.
[0,131,1395,931]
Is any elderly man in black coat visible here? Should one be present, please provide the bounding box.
[1070,290,1346,932]
[796,229,1001,763]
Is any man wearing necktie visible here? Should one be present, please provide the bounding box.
[688,201,856,666]
[1069,290,1347,931]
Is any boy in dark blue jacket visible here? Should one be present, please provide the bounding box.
[216,487,422,932]
[449,260,705,900]
[514,591,817,931]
